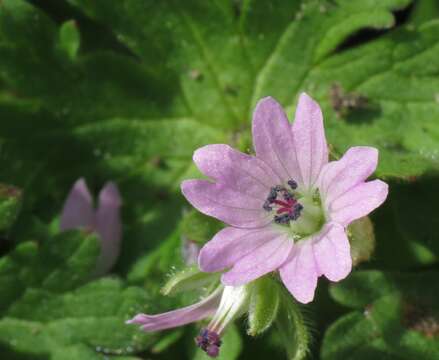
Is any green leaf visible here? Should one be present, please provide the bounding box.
[0,242,38,314]
[0,183,22,232]
[325,271,439,359]
[180,209,224,246]
[150,329,184,354]
[275,289,310,360]
[392,178,439,263]
[329,270,397,309]
[247,276,280,336]
[410,0,439,26]
[0,230,99,314]
[0,279,155,358]
[38,230,100,292]
[126,229,183,286]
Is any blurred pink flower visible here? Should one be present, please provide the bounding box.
[182,93,388,303]
[60,178,122,276]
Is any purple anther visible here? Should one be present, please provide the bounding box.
[263,200,273,212]
[283,191,294,201]
[287,179,298,190]
[195,328,222,358]
[268,188,277,201]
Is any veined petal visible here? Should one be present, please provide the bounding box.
[252,97,301,183]
[181,180,271,228]
[126,288,222,332]
[318,146,378,205]
[313,223,351,282]
[60,178,94,231]
[280,241,318,304]
[94,181,122,276]
[221,233,292,286]
[328,180,388,226]
[292,93,328,191]
[193,144,281,200]
[199,226,282,273]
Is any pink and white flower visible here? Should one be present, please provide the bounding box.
[60,178,122,276]
[181,93,388,303]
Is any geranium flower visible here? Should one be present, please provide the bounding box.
[127,285,250,358]
[181,93,388,303]
[60,178,122,276]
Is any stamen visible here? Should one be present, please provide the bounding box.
[283,191,294,201]
[268,188,277,202]
[288,179,298,190]
[274,213,291,224]
[263,200,272,212]
[195,328,222,358]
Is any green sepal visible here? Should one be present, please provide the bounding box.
[247,276,280,336]
[57,20,80,61]
[161,266,219,296]
[275,288,310,360]
[0,183,22,232]
[347,216,376,266]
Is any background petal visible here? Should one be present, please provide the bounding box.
[252,97,301,183]
[280,241,318,304]
[221,233,292,286]
[181,180,271,228]
[292,93,328,191]
[328,180,388,226]
[318,146,378,205]
[94,181,122,276]
[60,178,94,231]
[199,226,284,272]
[193,144,281,200]
[313,223,352,282]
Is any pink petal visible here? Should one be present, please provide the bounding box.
[94,182,122,276]
[221,233,293,286]
[126,288,221,331]
[60,178,94,231]
[292,93,328,190]
[328,180,388,226]
[318,146,378,205]
[313,223,351,282]
[199,226,282,272]
[193,144,281,200]
[252,97,301,183]
[280,241,318,304]
[181,180,271,228]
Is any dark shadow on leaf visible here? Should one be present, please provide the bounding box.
[344,104,382,125]
[0,344,47,360]
[335,2,415,54]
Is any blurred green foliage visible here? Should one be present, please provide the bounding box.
[0,0,438,359]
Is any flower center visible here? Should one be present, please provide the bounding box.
[263,179,324,240]
[263,180,303,224]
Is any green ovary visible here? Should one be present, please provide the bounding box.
[288,195,325,241]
